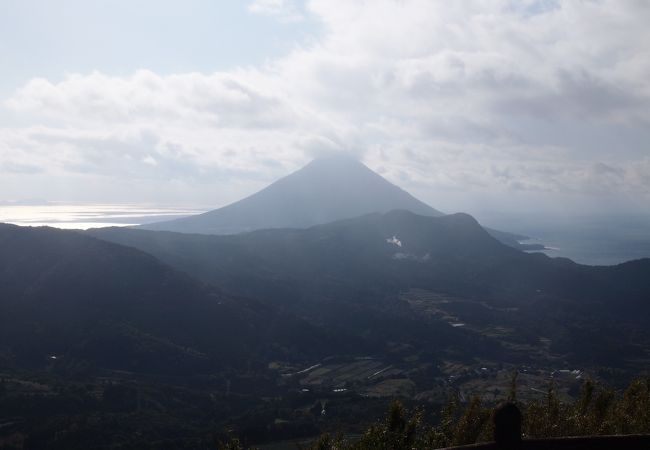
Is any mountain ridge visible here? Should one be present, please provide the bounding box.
[92,209,650,309]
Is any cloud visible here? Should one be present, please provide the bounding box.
[248,0,305,22]
[6,70,296,128]
[2,0,650,211]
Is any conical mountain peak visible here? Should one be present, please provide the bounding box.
[301,154,367,169]
[140,158,443,234]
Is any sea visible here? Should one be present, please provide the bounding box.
[478,212,650,266]
[1,203,649,266]
[0,202,204,230]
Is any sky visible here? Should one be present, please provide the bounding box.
[1,0,649,216]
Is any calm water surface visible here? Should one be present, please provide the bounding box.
[480,212,650,266]
[0,202,204,229]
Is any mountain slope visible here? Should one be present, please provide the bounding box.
[0,224,331,373]
[94,210,650,310]
[140,156,444,234]
[92,211,650,367]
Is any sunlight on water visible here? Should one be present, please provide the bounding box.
[0,202,205,230]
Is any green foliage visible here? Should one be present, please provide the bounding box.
[356,400,424,449]
[218,437,248,450]
[2,373,649,449]
[451,396,491,446]
[304,377,650,450]
[618,378,650,433]
[310,433,348,450]
[523,377,650,438]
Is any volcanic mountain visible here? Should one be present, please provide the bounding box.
[140,156,444,234]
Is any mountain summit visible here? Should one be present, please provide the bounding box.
[141,156,444,234]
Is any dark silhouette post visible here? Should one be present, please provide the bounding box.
[493,402,522,449]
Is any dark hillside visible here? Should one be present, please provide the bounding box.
[0,224,335,374]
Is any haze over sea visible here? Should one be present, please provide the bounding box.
[477,211,650,266]
[2,201,648,267]
[0,202,205,230]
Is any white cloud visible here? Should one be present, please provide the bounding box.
[2,0,650,211]
[248,0,305,22]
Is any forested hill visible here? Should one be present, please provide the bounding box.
[0,223,335,373]
[92,210,650,310]
[90,210,650,368]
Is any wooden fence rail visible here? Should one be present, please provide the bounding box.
[438,433,650,449]
[437,403,650,449]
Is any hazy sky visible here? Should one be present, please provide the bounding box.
[2,0,649,215]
